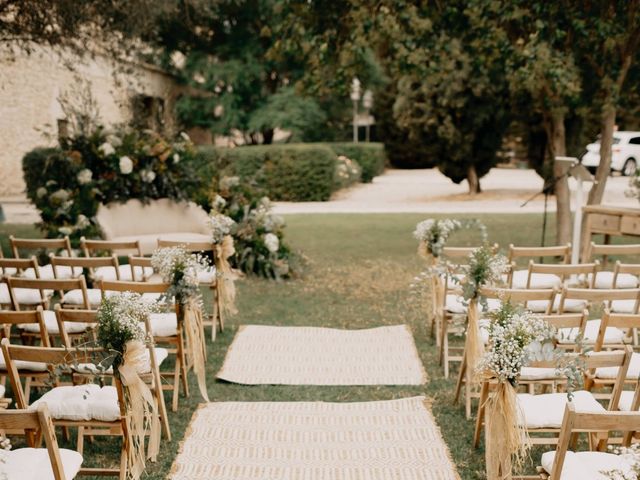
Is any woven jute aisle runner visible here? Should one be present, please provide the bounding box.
[170,396,459,480]
[216,324,427,386]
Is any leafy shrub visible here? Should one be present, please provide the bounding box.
[196,144,337,201]
[23,128,201,240]
[333,155,362,190]
[325,142,386,182]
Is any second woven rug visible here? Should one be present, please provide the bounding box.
[217,324,427,385]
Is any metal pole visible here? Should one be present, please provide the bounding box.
[353,101,358,143]
[571,177,583,265]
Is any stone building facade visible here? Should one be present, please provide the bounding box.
[0,45,181,197]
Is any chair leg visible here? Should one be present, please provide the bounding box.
[209,285,217,342]
[454,349,467,405]
[473,382,489,448]
[154,381,171,440]
[172,360,181,412]
[77,426,85,455]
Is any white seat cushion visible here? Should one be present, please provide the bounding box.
[0,447,83,480]
[93,265,154,282]
[197,267,217,284]
[511,269,562,289]
[0,267,17,276]
[0,348,47,372]
[540,450,635,480]
[527,295,587,314]
[517,391,605,429]
[593,271,639,289]
[62,288,102,306]
[445,294,467,314]
[149,313,178,337]
[30,384,120,422]
[21,264,83,280]
[112,233,212,256]
[19,310,88,335]
[611,299,639,313]
[74,347,169,375]
[596,352,640,380]
[557,319,625,345]
[0,284,53,305]
[519,367,560,381]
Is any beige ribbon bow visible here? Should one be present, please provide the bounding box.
[214,235,238,327]
[118,340,161,480]
[182,302,209,402]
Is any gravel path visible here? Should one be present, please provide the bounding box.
[273,167,637,214]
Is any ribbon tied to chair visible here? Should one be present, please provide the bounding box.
[117,340,161,480]
[214,235,238,326]
[180,301,209,403]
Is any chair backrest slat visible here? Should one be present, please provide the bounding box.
[80,237,142,256]
[100,279,170,294]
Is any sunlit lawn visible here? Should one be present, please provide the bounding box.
[0,213,584,479]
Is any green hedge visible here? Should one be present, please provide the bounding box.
[196,144,337,202]
[326,142,386,182]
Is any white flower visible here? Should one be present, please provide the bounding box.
[106,134,122,147]
[75,214,90,230]
[264,233,279,253]
[49,189,70,203]
[208,213,236,244]
[140,169,156,183]
[180,132,191,142]
[99,142,115,156]
[193,72,206,84]
[212,194,227,211]
[58,226,73,235]
[172,153,180,164]
[36,187,47,198]
[150,247,209,304]
[77,168,93,185]
[170,51,186,70]
[214,104,224,117]
[119,156,133,174]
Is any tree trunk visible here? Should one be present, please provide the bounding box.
[262,128,274,145]
[467,164,481,195]
[545,111,571,245]
[587,106,617,205]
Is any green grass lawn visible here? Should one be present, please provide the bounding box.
[0,213,568,478]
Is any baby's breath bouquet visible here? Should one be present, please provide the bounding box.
[96,291,151,369]
[151,246,209,307]
[96,292,160,477]
[208,213,236,245]
[460,244,509,303]
[151,246,210,402]
[479,302,551,476]
[602,444,640,479]
[413,218,487,258]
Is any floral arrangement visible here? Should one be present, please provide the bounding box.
[96,292,151,368]
[23,127,201,240]
[334,155,362,190]
[150,246,209,306]
[208,175,297,279]
[602,444,640,479]
[460,244,509,302]
[413,218,487,258]
[478,302,555,386]
[208,213,236,244]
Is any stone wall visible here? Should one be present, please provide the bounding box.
[0,45,179,197]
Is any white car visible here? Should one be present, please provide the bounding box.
[581,131,640,176]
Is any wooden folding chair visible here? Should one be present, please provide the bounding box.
[54,306,171,440]
[0,404,83,479]
[1,339,135,478]
[525,261,599,290]
[9,236,80,280]
[80,238,149,282]
[5,277,91,344]
[0,256,43,308]
[50,255,120,308]
[506,244,571,289]
[586,241,640,267]
[157,239,220,340]
[454,287,557,420]
[537,403,640,479]
[0,307,52,401]
[99,280,191,411]
[437,245,497,379]
[127,256,160,283]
